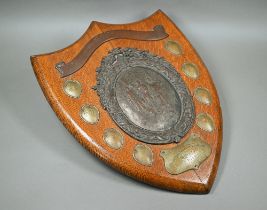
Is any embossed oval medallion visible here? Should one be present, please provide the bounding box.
[95,48,195,144]
[116,66,181,131]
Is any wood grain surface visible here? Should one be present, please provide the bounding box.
[31,10,222,194]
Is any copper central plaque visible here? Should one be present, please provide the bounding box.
[95,48,195,144]
[116,66,181,131]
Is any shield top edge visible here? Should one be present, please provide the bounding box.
[30,9,168,59]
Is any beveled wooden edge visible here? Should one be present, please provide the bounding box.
[30,9,222,194]
[162,10,223,192]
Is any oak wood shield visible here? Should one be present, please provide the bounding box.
[31,10,222,194]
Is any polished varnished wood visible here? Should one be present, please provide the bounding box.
[31,10,222,194]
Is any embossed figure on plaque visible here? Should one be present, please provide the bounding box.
[116,66,181,131]
[95,48,195,144]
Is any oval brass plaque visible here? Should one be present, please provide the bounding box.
[133,144,154,166]
[196,113,215,132]
[63,80,82,98]
[194,87,212,105]
[95,48,195,144]
[103,128,124,149]
[164,40,183,55]
[80,104,100,124]
[182,63,200,79]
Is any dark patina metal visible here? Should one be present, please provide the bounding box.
[94,48,195,144]
[55,25,168,77]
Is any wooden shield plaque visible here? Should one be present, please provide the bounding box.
[31,10,222,194]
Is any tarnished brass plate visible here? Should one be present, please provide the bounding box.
[80,104,100,124]
[103,128,124,149]
[181,63,200,79]
[160,134,212,175]
[194,87,212,105]
[196,113,215,132]
[133,144,153,166]
[164,40,183,55]
[63,80,82,98]
[95,48,195,144]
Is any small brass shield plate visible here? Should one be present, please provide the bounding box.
[63,80,82,98]
[160,134,211,175]
[164,40,183,55]
[80,104,100,124]
[196,113,215,132]
[181,63,200,79]
[103,128,124,149]
[194,87,212,105]
[133,144,154,166]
